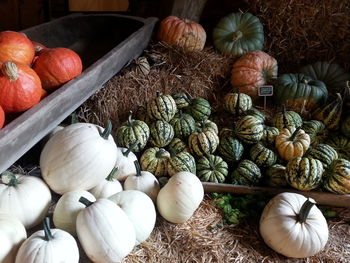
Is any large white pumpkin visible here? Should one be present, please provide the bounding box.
[76,198,136,263]
[0,213,27,263]
[109,190,156,245]
[259,192,329,258]
[53,190,96,236]
[114,146,137,181]
[16,218,79,263]
[40,122,118,194]
[0,171,51,229]
[156,171,204,223]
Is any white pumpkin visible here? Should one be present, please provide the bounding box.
[109,190,156,245]
[114,145,138,181]
[89,168,123,199]
[0,171,52,229]
[40,121,118,194]
[156,171,204,224]
[259,192,329,258]
[16,218,79,263]
[0,213,27,263]
[76,197,136,263]
[53,190,96,236]
[124,161,160,201]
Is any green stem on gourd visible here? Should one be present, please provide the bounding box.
[156,91,161,97]
[156,148,169,159]
[79,196,94,207]
[106,167,118,181]
[297,198,315,223]
[70,113,78,124]
[127,111,133,126]
[100,120,112,140]
[2,62,19,81]
[43,217,54,241]
[290,126,302,141]
[134,160,142,177]
[123,140,139,157]
[232,30,243,41]
[235,91,241,116]
[1,171,18,186]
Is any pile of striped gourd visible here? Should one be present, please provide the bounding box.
[118,90,350,195]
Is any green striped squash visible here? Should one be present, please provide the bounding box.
[306,144,338,168]
[149,120,174,147]
[250,143,277,167]
[265,164,288,187]
[172,93,191,109]
[188,130,219,157]
[285,157,324,191]
[186,97,211,121]
[323,158,350,194]
[231,159,262,186]
[167,151,196,176]
[167,138,189,154]
[272,109,303,131]
[341,115,350,138]
[218,136,244,162]
[116,112,150,152]
[147,92,177,122]
[235,115,264,144]
[223,92,252,116]
[169,111,195,139]
[261,126,279,145]
[326,135,350,160]
[195,119,218,134]
[246,107,266,123]
[219,127,236,138]
[313,93,343,130]
[136,105,152,125]
[302,120,328,146]
[196,154,228,183]
[140,147,170,177]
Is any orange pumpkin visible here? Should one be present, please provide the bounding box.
[33,47,83,91]
[31,40,46,55]
[0,105,5,129]
[0,61,42,113]
[231,50,278,98]
[158,16,206,51]
[0,31,35,65]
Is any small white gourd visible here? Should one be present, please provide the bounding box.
[53,190,96,236]
[124,161,160,201]
[109,190,156,245]
[157,171,204,223]
[114,142,138,181]
[15,217,79,263]
[89,168,123,199]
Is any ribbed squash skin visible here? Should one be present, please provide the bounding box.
[140,147,170,177]
[167,151,196,176]
[285,157,324,191]
[188,130,219,157]
[196,154,228,183]
[313,93,343,130]
[172,93,191,109]
[327,135,350,160]
[323,159,350,194]
[186,98,211,121]
[219,127,236,138]
[306,144,338,168]
[341,115,350,138]
[149,120,174,147]
[213,12,264,56]
[265,164,288,187]
[246,107,266,123]
[223,92,252,115]
[218,136,244,162]
[250,143,277,167]
[231,159,262,186]
[302,120,328,146]
[235,115,264,144]
[170,112,195,139]
[272,110,303,131]
[261,126,279,145]
[195,119,218,134]
[167,138,188,154]
[147,93,177,122]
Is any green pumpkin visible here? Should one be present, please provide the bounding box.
[186,97,212,121]
[167,151,196,176]
[149,120,174,147]
[218,136,244,162]
[341,115,350,138]
[274,74,328,112]
[327,135,350,160]
[246,107,266,123]
[271,108,303,131]
[223,92,252,116]
[300,61,350,93]
[172,93,191,109]
[147,92,177,122]
[169,111,195,139]
[306,144,338,168]
[195,119,218,134]
[261,126,279,145]
[265,164,288,187]
[188,129,219,157]
[167,138,188,154]
[213,12,264,56]
[231,159,262,186]
[323,158,350,194]
[285,157,324,191]
[140,147,170,177]
[196,154,228,183]
[116,112,150,152]
[302,120,328,146]
[235,115,264,144]
[250,143,277,168]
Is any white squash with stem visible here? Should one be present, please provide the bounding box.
[89,168,123,199]
[114,141,138,181]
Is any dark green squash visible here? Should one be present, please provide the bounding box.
[186,97,211,121]
[250,143,277,168]
[265,164,288,187]
[305,143,338,168]
[188,129,219,157]
[231,159,262,186]
[235,115,264,144]
[149,120,174,147]
[323,158,350,194]
[167,138,189,154]
[167,150,196,176]
[196,154,228,183]
[271,108,303,131]
[302,120,328,146]
[140,147,170,177]
[172,92,191,109]
[218,136,244,162]
[169,110,195,139]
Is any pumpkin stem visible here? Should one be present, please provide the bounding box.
[156,91,161,97]
[301,78,309,84]
[127,111,133,126]
[43,217,54,241]
[2,62,19,81]
[156,148,169,158]
[79,196,94,207]
[232,30,243,41]
[70,113,78,124]
[123,140,139,157]
[100,120,112,140]
[179,109,183,118]
[134,160,142,177]
[1,171,18,186]
[235,92,241,116]
[297,198,315,223]
[106,167,118,181]
[290,126,302,141]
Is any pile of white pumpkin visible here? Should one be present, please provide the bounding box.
[0,121,204,263]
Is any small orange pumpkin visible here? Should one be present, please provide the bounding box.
[158,16,206,51]
[0,61,42,113]
[231,50,278,98]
